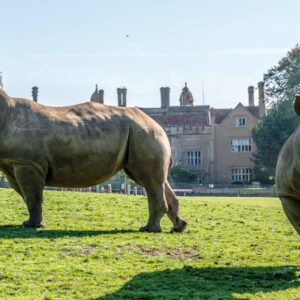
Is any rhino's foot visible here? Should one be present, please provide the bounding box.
[23,219,46,228]
[139,224,162,233]
[170,219,187,233]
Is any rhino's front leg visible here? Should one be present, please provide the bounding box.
[14,164,47,228]
[281,196,300,235]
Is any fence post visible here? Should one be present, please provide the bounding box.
[127,184,131,195]
[121,183,125,194]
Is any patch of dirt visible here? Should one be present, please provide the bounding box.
[134,245,200,260]
[80,245,96,255]
[62,244,96,256]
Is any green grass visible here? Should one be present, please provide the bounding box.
[0,189,299,299]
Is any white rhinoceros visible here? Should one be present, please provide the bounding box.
[0,89,187,233]
[276,94,300,235]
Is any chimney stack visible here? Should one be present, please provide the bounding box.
[123,88,127,107]
[117,88,127,107]
[160,87,170,108]
[32,86,39,102]
[248,86,254,106]
[258,81,266,117]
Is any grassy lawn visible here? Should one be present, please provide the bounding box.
[0,189,299,299]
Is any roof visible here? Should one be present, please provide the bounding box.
[150,113,209,127]
[245,106,260,119]
[211,105,260,124]
[140,104,211,127]
[140,102,260,127]
[211,108,232,124]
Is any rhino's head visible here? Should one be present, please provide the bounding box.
[295,95,300,116]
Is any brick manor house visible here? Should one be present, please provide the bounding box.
[90,82,266,184]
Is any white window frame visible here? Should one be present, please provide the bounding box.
[187,151,201,166]
[230,138,252,153]
[234,116,246,127]
[231,168,252,183]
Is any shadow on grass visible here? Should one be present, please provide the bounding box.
[96,266,300,300]
[0,225,136,238]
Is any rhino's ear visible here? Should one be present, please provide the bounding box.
[294,94,300,116]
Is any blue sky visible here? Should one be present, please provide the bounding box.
[1,0,300,108]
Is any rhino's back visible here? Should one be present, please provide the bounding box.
[10,99,128,130]
[4,100,134,187]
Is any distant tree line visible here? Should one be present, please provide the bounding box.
[252,44,300,184]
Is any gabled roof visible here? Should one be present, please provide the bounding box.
[211,103,260,124]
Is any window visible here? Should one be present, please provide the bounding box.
[231,168,252,183]
[187,151,201,165]
[234,116,246,127]
[230,138,252,152]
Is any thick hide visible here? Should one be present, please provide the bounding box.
[0,89,187,232]
[276,94,300,235]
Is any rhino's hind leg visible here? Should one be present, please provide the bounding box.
[165,182,187,233]
[14,165,46,228]
[139,183,168,233]
[280,196,300,235]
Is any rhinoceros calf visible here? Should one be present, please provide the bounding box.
[0,89,187,232]
[276,95,300,235]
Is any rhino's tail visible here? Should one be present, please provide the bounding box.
[168,156,173,177]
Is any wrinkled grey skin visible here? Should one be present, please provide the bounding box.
[276,95,300,235]
[0,89,187,232]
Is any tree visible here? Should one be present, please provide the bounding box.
[252,44,300,183]
[0,72,3,88]
[264,44,300,103]
[170,165,197,184]
[252,99,299,183]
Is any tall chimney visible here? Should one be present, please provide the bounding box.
[122,88,127,107]
[258,81,266,117]
[248,86,254,106]
[117,88,122,106]
[32,86,39,102]
[117,88,127,107]
[160,87,170,108]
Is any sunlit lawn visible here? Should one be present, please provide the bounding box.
[0,189,299,299]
